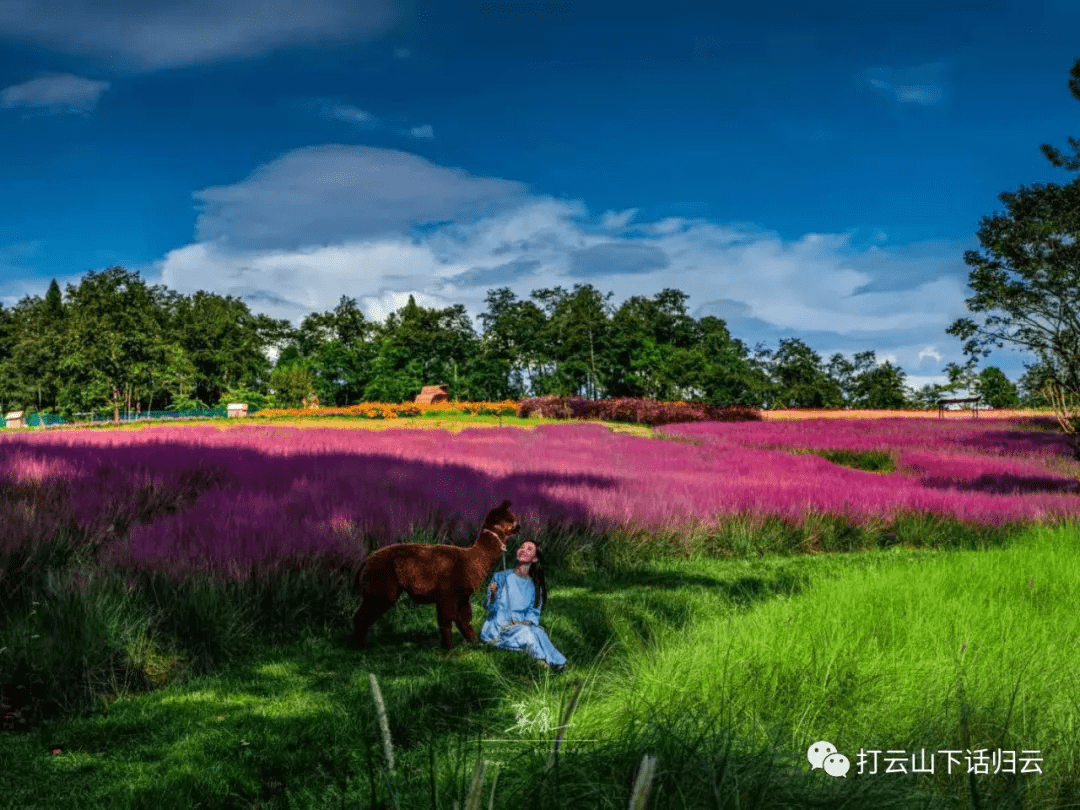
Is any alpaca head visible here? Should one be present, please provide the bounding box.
[481,500,519,551]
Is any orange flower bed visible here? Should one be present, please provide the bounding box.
[255,400,521,420]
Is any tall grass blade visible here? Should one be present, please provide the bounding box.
[628,754,657,810]
[369,672,395,775]
[464,760,486,810]
[546,678,586,772]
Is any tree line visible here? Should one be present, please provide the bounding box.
[0,268,1044,420]
[2,56,1078,423]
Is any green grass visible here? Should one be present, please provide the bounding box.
[3,515,1079,808]
[4,409,660,438]
[782,447,897,473]
[3,413,1080,808]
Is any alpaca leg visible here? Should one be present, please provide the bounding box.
[353,582,401,648]
[454,595,477,644]
[435,600,455,651]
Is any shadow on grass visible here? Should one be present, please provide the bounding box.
[920,472,1080,496]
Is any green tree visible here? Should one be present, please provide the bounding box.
[946,179,1080,393]
[1039,57,1080,172]
[767,338,844,408]
[683,317,765,406]
[531,284,613,398]
[605,289,700,400]
[156,342,203,410]
[850,355,910,409]
[55,267,167,421]
[362,295,478,402]
[943,359,981,397]
[311,296,377,405]
[906,382,951,410]
[268,363,317,409]
[948,57,1080,449]
[976,366,1021,409]
[824,353,857,406]
[164,291,289,407]
[0,302,16,415]
[475,287,547,400]
[1018,361,1055,407]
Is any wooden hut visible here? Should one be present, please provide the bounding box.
[414,385,449,404]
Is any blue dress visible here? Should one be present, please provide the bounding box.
[480,569,567,667]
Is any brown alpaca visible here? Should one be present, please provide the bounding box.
[353,500,520,650]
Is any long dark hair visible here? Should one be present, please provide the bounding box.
[525,544,548,610]
[491,542,549,610]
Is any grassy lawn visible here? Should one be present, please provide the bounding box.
[12,409,659,439]
[4,522,1077,808]
[2,415,1078,808]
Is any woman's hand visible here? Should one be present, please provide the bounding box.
[488,582,497,597]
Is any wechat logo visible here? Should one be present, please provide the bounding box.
[808,740,850,778]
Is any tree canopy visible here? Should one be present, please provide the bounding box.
[0,267,1037,420]
[948,57,1080,397]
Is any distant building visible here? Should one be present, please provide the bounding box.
[415,385,449,404]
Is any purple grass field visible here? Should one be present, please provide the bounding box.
[3,418,1079,581]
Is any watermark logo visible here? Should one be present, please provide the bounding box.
[808,742,1044,778]
[824,752,851,777]
[808,741,850,778]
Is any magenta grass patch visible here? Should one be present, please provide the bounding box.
[2,417,1078,579]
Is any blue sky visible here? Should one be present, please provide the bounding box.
[1,0,1078,396]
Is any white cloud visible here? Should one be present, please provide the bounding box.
[918,347,943,365]
[147,143,981,389]
[864,61,949,107]
[191,144,532,251]
[0,73,109,114]
[0,0,402,70]
[305,98,433,140]
[322,103,377,126]
[599,208,638,231]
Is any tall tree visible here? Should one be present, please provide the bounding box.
[946,179,1080,392]
[531,284,613,398]
[682,317,767,406]
[1040,57,1080,172]
[53,268,167,420]
[948,57,1080,454]
[362,295,479,402]
[850,355,910,409]
[268,364,317,409]
[1017,361,1056,408]
[165,291,288,408]
[0,303,15,415]
[767,338,844,408]
[476,287,547,400]
[605,289,700,400]
[977,366,1021,409]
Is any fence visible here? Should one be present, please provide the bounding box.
[4,408,243,428]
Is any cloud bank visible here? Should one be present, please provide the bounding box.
[0,0,403,70]
[154,143,973,383]
[0,73,109,114]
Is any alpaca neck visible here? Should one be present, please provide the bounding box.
[466,528,505,582]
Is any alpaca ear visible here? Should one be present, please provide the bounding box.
[499,500,512,510]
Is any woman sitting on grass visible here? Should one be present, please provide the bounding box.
[481,540,567,670]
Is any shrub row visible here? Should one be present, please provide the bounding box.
[249,400,520,420]
[516,396,762,426]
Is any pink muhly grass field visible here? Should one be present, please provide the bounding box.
[2,417,1079,580]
